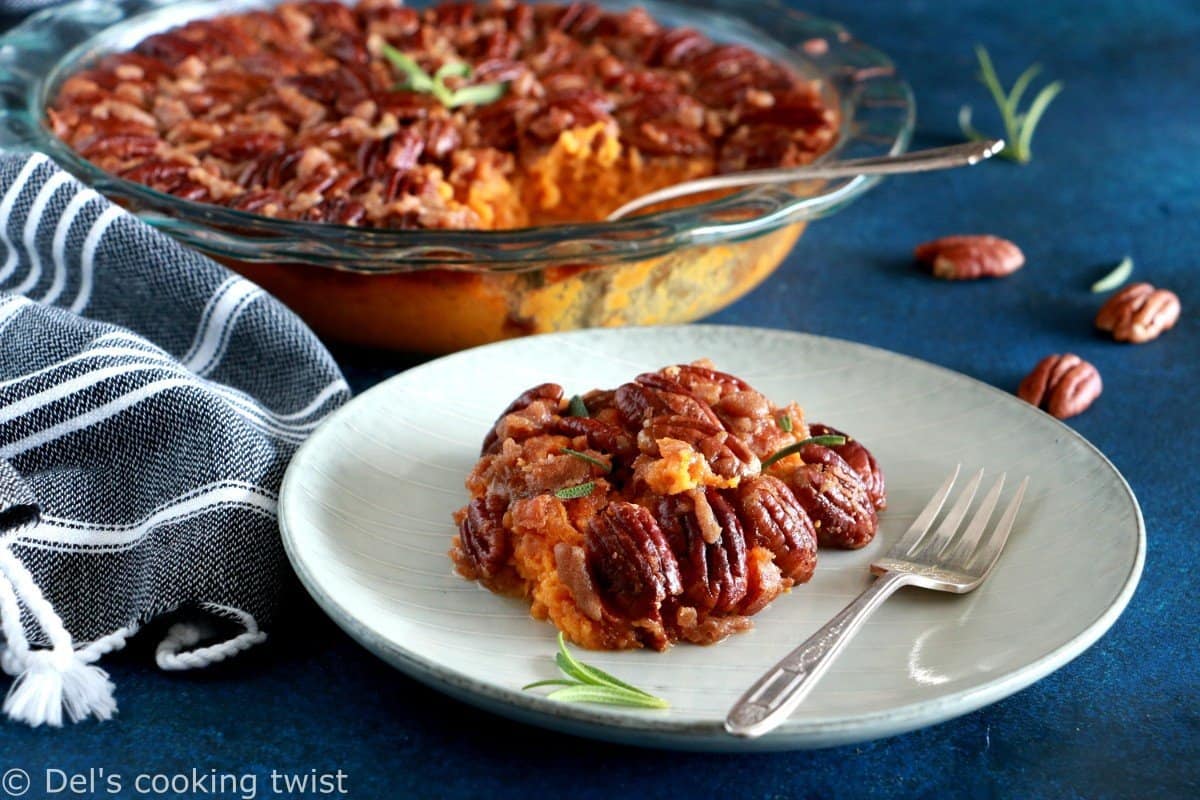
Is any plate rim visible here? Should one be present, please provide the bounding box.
[280,324,1145,750]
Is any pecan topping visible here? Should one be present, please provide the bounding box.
[50,0,838,231]
[808,423,886,510]
[1095,282,1181,344]
[553,542,603,622]
[786,444,878,550]
[914,235,1025,280]
[656,489,749,615]
[454,361,885,650]
[1017,354,1102,419]
[555,415,636,459]
[481,382,564,455]
[615,373,723,429]
[457,494,510,579]
[638,414,758,479]
[734,475,817,583]
[585,502,682,621]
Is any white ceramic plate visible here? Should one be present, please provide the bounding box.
[280,326,1143,751]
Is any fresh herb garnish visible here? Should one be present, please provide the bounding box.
[380,43,507,108]
[1091,256,1134,293]
[959,45,1063,164]
[523,633,669,709]
[761,434,848,471]
[777,414,793,433]
[554,481,596,500]
[561,448,612,473]
[567,395,590,418]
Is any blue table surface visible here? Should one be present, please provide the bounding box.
[2,0,1197,797]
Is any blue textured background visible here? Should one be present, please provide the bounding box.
[1,0,1197,797]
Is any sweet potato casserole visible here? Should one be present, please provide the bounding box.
[452,362,886,650]
[48,0,839,230]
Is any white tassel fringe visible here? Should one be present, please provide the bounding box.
[0,541,120,726]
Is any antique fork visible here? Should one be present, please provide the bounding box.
[725,466,1029,739]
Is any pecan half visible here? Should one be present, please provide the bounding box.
[656,489,749,615]
[734,475,817,583]
[553,542,603,622]
[808,423,886,510]
[1095,282,1181,344]
[1017,354,1102,419]
[457,494,510,578]
[664,363,752,402]
[615,373,722,429]
[555,415,636,459]
[786,445,878,549]
[481,383,564,455]
[914,235,1025,280]
[585,502,682,621]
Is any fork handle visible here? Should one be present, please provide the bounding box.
[724,570,913,738]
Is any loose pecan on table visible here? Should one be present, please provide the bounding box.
[1094,282,1182,344]
[914,235,1026,280]
[1017,353,1102,419]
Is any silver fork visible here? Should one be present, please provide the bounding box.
[724,466,1029,739]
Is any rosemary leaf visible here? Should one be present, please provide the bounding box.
[434,61,472,82]
[520,679,578,691]
[1006,63,1043,116]
[523,634,668,708]
[380,44,506,109]
[545,684,669,709]
[567,395,590,418]
[561,448,612,473]
[446,82,508,108]
[380,43,433,92]
[555,635,655,698]
[554,481,596,500]
[1015,80,1064,161]
[778,414,793,433]
[1091,256,1134,293]
[761,434,848,471]
[959,45,1062,164]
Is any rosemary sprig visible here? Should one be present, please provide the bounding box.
[777,414,793,433]
[380,43,507,109]
[761,434,847,471]
[522,633,669,709]
[561,448,612,473]
[567,395,590,418]
[1091,256,1134,293]
[554,481,596,500]
[959,45,1063,164]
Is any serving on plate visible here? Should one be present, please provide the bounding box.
[279,326,1144,751]
[453,361,885,651]
[0,0,912,351]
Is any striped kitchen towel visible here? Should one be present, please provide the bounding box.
[0,152,349,726]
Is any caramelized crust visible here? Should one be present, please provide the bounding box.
[48,0,838,230]
[451,360,886,650]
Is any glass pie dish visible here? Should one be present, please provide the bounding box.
[0,0,913,353]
